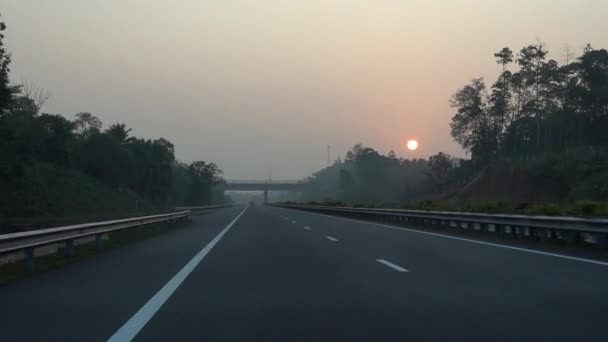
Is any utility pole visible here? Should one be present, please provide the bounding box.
[265,166,271,205]
[268,167,272,184]
[327,144,331,167]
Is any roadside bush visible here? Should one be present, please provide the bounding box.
[321,199,346,207]
[522,203,563,216]
[570,201,608,217]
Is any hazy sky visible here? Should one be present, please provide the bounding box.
[2,1,607,180]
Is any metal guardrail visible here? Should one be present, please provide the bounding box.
[0,211,192,272]
[275,204,608,247]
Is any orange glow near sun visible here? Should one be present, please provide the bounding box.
[407,139,418,151]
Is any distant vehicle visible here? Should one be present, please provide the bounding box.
[249,202,255,206]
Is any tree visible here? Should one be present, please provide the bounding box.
[491,48,514,133]
[129,138,175,201]
[517,43,549,151]
[428,152,452,179]
[74,131,130,187]
[73,112,102,136]
[450,78,501,165]
[494,47,514,72]
[8,96,38,116]
[450,43,608,163]
[427,152,453,192]
[20,78,51,115]
[37,113,74,166]
[106,123,133,143]
[187,161,224,205]
[0,13,18,114]
[578,46,608,120]
[189,161,223,183]
[489,71,511,130]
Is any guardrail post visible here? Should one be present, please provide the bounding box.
[515,226,523,238]
[556,230,579,245]
[595,233,608,248]
[64,239,74,257]
[523,226,532,239]
[96,234,104,249]
[25,247,34,273]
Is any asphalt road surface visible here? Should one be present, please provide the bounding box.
[2,205,608,341]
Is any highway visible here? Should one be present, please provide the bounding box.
[2,205,608,341]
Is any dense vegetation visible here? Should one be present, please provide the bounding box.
[297,43,608,216]
[448,43,608,204]
[0,14,224,221]
[451,43,608,165]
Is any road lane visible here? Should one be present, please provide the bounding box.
[268,205,608,341]
[135,206,404,341]
[109,208,248,341]
[0,206,245,342]
[376,259,409,272]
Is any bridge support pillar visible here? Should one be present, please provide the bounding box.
[264,188,269,204]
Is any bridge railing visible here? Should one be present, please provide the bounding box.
[274,204,608,247]
[0,208,213,272]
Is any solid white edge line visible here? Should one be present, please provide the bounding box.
[325,236,339,242]
[291,221,297,224]
[376,259,409,272]
[298,210,608,267]
[304,226,311,230]
[108,207,248,342]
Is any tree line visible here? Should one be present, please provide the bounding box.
[0,14,224,218]
[298,144,467,206]
[450,43,608,166]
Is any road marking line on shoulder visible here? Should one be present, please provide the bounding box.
[376,259,409,272]
[108,207,248,342]
[291,221,297,224]
[304,226,311,230]
[325,236,339,242]
[298,210,608,267]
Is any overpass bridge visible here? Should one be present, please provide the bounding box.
[224,180,306,203]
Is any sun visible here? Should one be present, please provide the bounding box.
[407,139,418,151]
